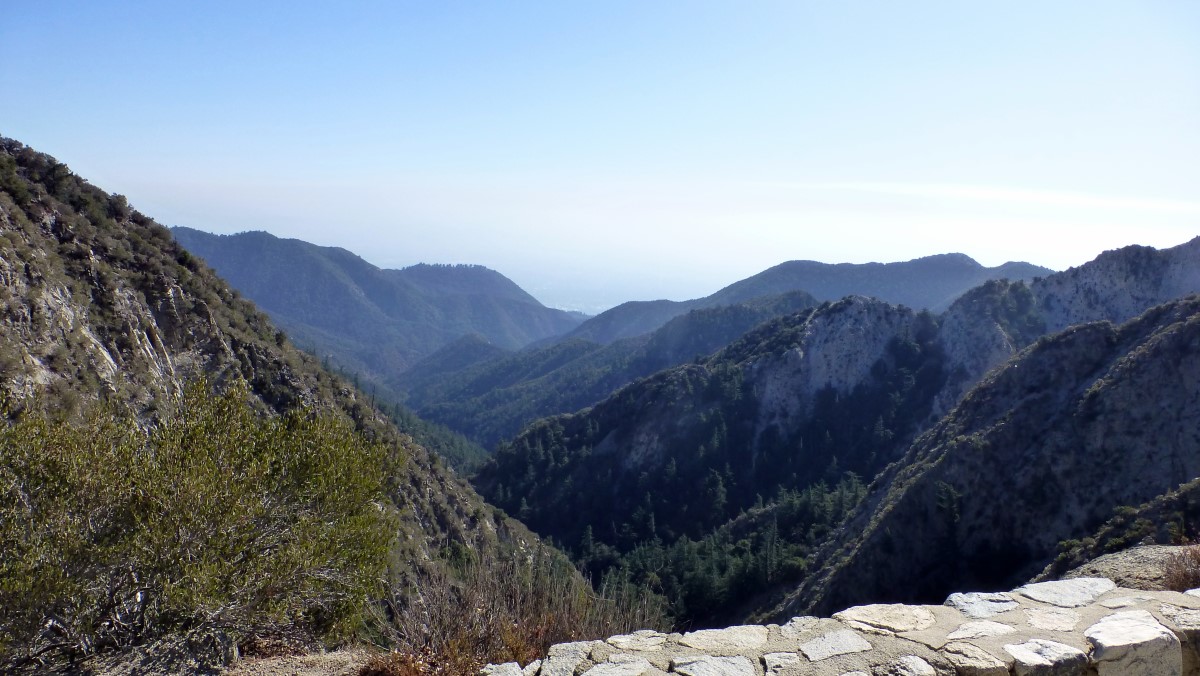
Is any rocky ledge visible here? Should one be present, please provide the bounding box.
[484,578,1200,676]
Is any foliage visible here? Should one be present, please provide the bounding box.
[0,381,397,670]
[1164,546,1200,592]
[363,548,668,676]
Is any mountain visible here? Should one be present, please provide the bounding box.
[475,238,1199,626]
[399,291,818,449]
[0,138,550,661]
[565,254,1052,345]
[777,294,1200,618]
[170,227,584,380]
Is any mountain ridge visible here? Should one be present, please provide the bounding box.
[170,227,584,377]
[565,253,1053,345]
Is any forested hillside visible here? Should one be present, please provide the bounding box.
[477,238,1200,627]
[171,226,583,386]
[400,292,818,448]
[779,294,1200,618]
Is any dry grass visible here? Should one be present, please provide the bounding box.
[361,549,667,676]
[1163,545,1200,591]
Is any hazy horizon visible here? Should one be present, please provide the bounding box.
[3,2,1197,313]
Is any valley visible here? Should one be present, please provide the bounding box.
[2,136,1198,673]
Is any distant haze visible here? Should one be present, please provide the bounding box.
[3,2,1197,313]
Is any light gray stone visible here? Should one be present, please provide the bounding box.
[679,625,769,654]
[1185,589,1200,599]
[1084,610,1182,676]
[834,604,936,633]
[1024,607,1081,632]
[945,620,1016,639]
[1003,639,1088,675]
[607,630,668,652]
[799,629,873,662]
[1100,595,1153,609]
[522,660,542,676]
[872,655,936,676]
[1160,603,1200,631]
[670,655,757,676]
[581,658,653,676]
[945,591,1018,619]
[939,642,1008,676]
[1015,577,1117,608]
[542,641,600,676]
[482,663,523,676]
[841,673,870,676]
[762,652,802,675]
[779,616,820,639]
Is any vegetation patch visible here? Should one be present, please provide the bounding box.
[0,381,397,671]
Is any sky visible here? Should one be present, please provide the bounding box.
[2,2,1198,313]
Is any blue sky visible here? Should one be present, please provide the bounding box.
[3,2,1198,312]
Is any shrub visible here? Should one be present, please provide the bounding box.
[363,548,668,676]
[1164,545,1200,592]
[0,380,397,670]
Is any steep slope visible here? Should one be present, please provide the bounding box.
[566,254,1051,344]
[933,237,1200,414]
[0,138,535,593]
[475,296,947,625]
[170,227,583,378]
[778,295,1200,618]
[400,292,818,448]
[478,240,1199,625]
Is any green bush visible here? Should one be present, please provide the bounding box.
[0,380,398,670]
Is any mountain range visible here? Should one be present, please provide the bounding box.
[564,254,1051,345]
[178,226,1052,452]
[476,237,1200,625]
[6,133,1200,668]
[170,226,584,383]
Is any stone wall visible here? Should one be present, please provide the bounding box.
[484,577,1200,676]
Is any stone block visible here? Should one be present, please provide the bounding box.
[1084,610,1181,676]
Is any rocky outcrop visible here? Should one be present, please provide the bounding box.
[775,295,1200,618]
[489,578,1200,676]
[933,238,1200,415]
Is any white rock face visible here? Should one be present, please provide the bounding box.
[752,298,917,432]
[798,629,873,661]
[522,660,541,676]
[946,620,1017,640]
[679,625,769,654]
[1015,577,1117,608]
[1084,610,1182,676]
[1003,639,1088,676]
[833,604,936,633]
[945,591,1019,619]
[670,655,756,676]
